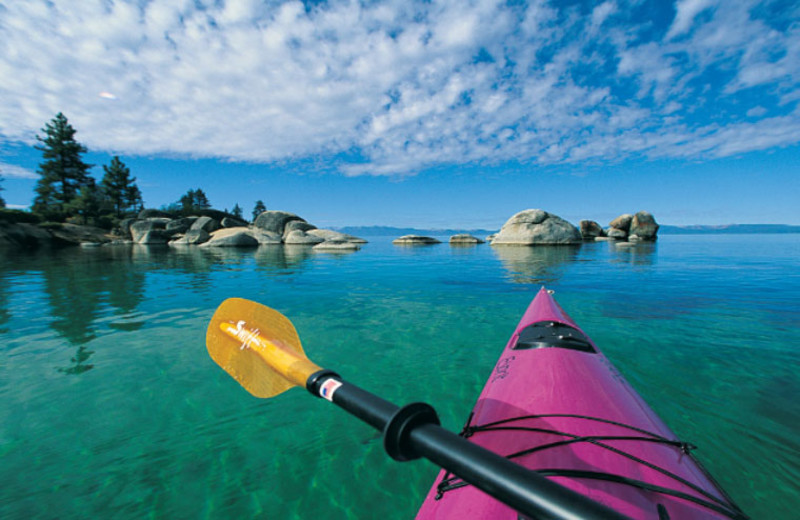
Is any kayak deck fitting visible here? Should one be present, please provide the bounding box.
[416,287,747,519]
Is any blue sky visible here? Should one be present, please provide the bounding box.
[1,0,798,228]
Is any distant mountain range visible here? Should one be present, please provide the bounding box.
[659,224,800,234]
[336,224,800,236]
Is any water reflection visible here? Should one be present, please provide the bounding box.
[254,245,314,274]
[610,241,657,266]
[491,245,581,284]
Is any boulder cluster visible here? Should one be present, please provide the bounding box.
[484,209,658,246]
[579,211,659,242]
[120,209,366,250]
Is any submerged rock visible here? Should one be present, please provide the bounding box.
[308,229,367,243]
[313,240,361,251]
[491,209,582,245]
[449,234,484,245]
[393,235,441,245]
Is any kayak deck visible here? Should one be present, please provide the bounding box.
[416,288,746,519]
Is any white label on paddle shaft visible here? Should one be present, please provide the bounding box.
[320,379,342,402]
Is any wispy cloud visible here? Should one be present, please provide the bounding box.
[0,162,37,179]
[0,0,797,176]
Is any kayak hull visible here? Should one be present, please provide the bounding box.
[416,288,745,519]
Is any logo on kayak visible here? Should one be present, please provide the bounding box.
[491,355,516,382]
[320,379,342,402]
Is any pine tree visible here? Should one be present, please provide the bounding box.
[178,188,211,215]
[32,113,93,220]
[194,189,211,209]
[101,156,141,217]
[252,200,266,221]
[179,189,197,215]
[0,173,5,208]
[231,203,243,219]
[65,180,101,225]
[126,184,143,213]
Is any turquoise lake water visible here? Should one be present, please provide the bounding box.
[0,235,798,519]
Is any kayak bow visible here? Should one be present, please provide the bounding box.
[416,287,747,519]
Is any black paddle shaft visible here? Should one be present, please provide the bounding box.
[305,371,629,520]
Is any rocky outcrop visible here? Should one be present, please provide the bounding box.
[284,230,325,245]
[250,229,282,245]
[629,211,659,241]
[579,220,605,240]
[166,217,197,235]
[393,235,441,245]
[307,229,367,243]
[449,234,484,245]
[0,221,113,249]
[254,211,306,235]
[130,219,172,244]
[604,211,659,241]
[221,217,248,228]
[201,228,259,247]
[190,216,221,233]
[491,209,582,245]
[169,229,210,245]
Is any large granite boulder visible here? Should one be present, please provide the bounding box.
[606,227,627,239]
[307,229,367,243]
[580,220,605,240]
[249,229,282,244]
[629,211,659,241]
[190,216,221,233]
[449,234,484,245]
[0,222,57,248]
[201,228,259,247]
[117,218,136,239]
[166,217,197,235]
[393,235,441,245]
[284,230,325,245]
[609,214,633,232]
[169,229,210,245]
[130,219,171,244]
[284,220,317,235]
[254,211,305,235]
[491,209,582,245]
[250,229,282,244]
[221,217,248,228]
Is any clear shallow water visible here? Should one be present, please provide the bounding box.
[0,235,798,519]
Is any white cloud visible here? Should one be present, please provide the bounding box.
[666,0,717,40]
[0,163,37,179]
[0,0,798,176]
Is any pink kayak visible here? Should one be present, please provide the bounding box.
[416,288,747,519]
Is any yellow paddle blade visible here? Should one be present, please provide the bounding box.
[206,298,322,398]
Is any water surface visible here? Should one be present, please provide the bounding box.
[1,235,798,518]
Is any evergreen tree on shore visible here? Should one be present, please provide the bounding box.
[101,156,142,217]
[32,113,93,220]
[231,203,243,219]
[178,188,212,215]
[0,173,5,208]
[252,200,266,221]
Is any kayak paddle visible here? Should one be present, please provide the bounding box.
[206,297,629,520]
